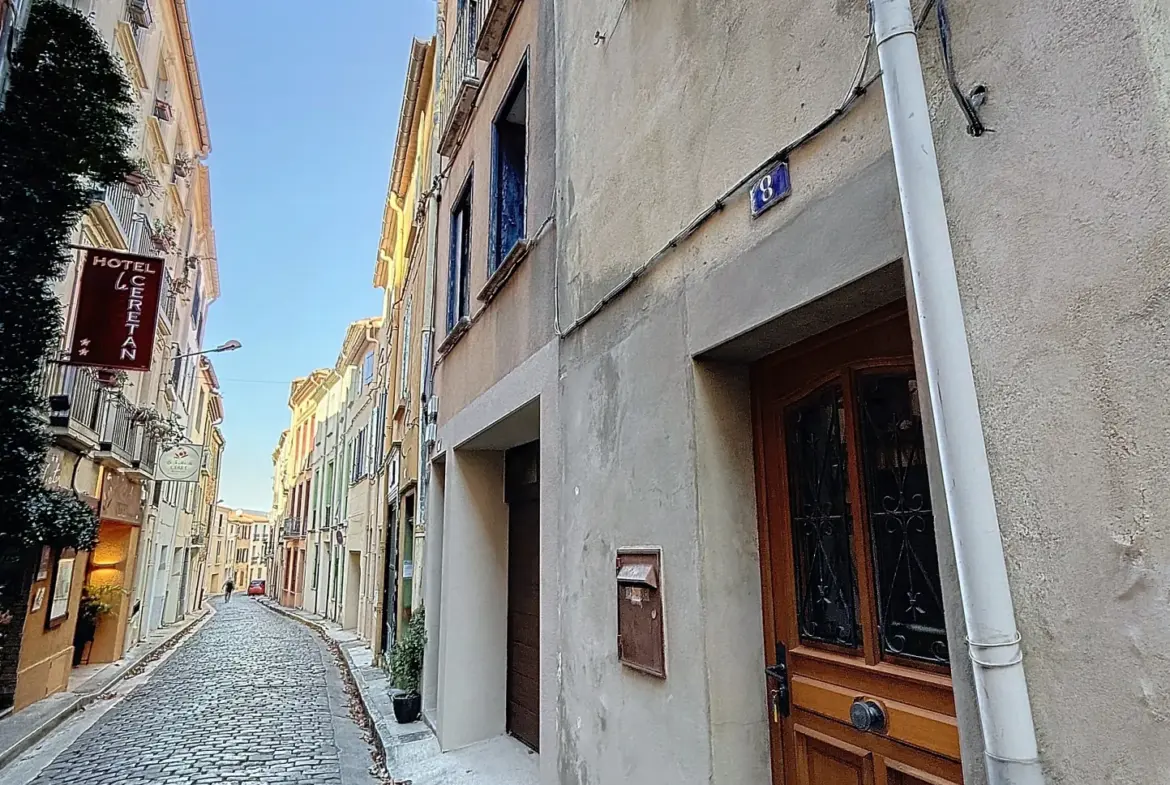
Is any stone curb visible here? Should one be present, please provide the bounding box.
[0,606,212,773]
[258,600,395,762]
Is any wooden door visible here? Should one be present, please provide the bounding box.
[752,305,963,785]
[505,441,540,751]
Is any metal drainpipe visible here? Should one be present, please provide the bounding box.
[870,1,1044,782]
[416,58,444,588]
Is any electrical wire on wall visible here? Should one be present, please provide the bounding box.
[554,12,880,340]
[934,0,986,136]
[552,0,988,340]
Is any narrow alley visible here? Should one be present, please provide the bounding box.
[2,0,1169,783]
[15,601,379,785]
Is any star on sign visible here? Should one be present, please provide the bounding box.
[78,348,89,356]
[80,339,91,347]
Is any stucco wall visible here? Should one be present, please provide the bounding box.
[555,1,1170,784]
[922,2,1170,782]
[16,550,90,711]
[433,0,558,422]
[552,2,912,783]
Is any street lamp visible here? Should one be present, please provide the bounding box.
[173,340,242,360]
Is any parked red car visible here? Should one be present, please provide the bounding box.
[247,579,265,597]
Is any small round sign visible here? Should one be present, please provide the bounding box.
[158,444,202,482]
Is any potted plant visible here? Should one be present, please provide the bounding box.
[172,153,193,179]
[389,606,426,723]
[73,584,119,666]
[150,218,177,253]
[124,157,154,195]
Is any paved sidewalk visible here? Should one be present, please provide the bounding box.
[0,608,209,771]
[261,600,539,785]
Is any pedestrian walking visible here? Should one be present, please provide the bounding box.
[224,579,235,603]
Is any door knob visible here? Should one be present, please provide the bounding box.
[763,642,790,719]
[849,698,886,733]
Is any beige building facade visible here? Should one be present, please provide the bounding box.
[276,371,330,609]
[15,0,223,714]
[422,0,556,766]
[409,1,1170,785]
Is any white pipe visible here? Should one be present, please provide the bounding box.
[870,2,1045,783]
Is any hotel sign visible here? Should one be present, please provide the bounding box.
[69,248,164,372]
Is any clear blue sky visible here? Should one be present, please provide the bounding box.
[187,0,435,511]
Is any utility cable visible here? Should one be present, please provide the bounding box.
[935,0,986,136]
[554,23,879,340]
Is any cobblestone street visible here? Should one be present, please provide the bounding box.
[25,599,379,785]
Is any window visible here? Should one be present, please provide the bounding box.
[195,388,205,429]
[447,174,473,332]
[47,549,76,627]
[490,61,528,274]
[362,349,375,387]
[190,267,203,333]
[399,298,412,401]
[352,427,367,482]
[170,343,182,388]
[325,460,335,525]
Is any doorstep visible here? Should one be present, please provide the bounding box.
[0,607,209,772]
[260,600,539,785]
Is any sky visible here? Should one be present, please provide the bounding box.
[186,0,436,511]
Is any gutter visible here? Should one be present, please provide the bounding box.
[172,0,211,155]
[870,2,1044,782]
[390,40,431,197]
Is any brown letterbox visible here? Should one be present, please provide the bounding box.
[616,549,665,678]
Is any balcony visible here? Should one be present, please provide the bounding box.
[101,180,139,248]
[41,361,103,452]
[436,4,484,157]
[93,394,135,469]
[126,429,158,480]
[475,0,520,61]
[160,270,179,326]
[281,517,305,539]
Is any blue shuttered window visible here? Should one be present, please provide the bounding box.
[489,61,528,274]
[447,173,473,333]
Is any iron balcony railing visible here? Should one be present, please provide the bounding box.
[282,516,305,538]
[160,268,178,324]
[436,1,483,153]
[41,361,103,436]
[104,181,138,245]
[98,393,135,461]
[127,214,156,257]
[132,428,159,476]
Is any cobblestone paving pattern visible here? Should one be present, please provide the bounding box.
[29,598,378,785]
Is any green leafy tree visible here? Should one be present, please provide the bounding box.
[0,0,134,547]
[0,0,136,707]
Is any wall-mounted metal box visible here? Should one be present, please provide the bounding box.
[616,549,665,678]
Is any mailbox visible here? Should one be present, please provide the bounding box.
[616,549,666,678]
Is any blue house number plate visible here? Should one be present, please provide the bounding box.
[750,161,792,218]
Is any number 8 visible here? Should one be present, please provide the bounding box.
[759,174,774,203]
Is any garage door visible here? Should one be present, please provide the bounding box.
[505,441,540,752]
